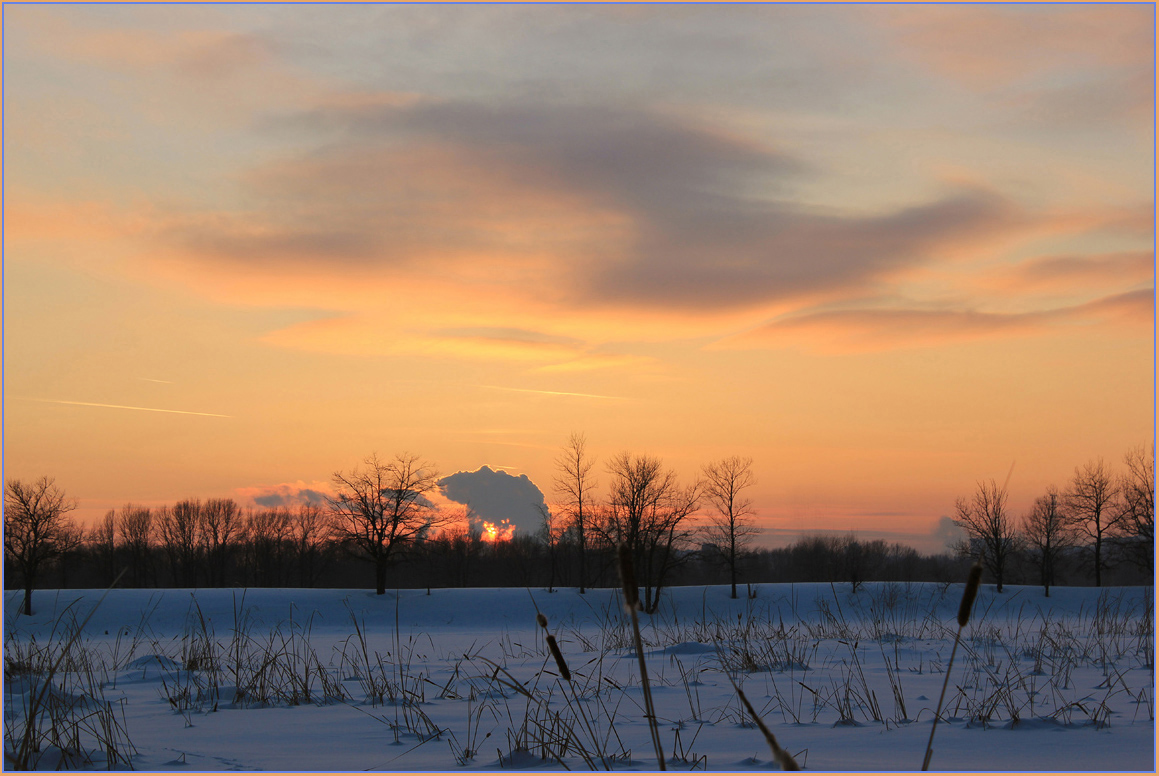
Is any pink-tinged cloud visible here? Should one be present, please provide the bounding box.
[233,481,334,509]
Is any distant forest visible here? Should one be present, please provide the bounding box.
[4,498,1151,599]
[4,441,1153,615]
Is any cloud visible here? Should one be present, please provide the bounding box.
[438,466,548,536]
[234,480,334,509]
[932,515,965,552]
[1002,251,1154,292]
[722,288,1154,354]
[479,385,627,401]
[14,397,231,418]
[259,315,657,371]
[873,5,1154,91]
[160,98,1023,319]
[1069,288,1155,324]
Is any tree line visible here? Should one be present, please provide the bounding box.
[952,446,1154,595]
[4,439,1153,615]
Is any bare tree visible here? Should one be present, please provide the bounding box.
[201,498,241,586]
[554,432,597,593]
[1063,458,1122,587]
[157,499,203,587]
[118,504,153,587]
[1118,445,1154,575]
[292,503,332,587]
[953,479,1019,593]
[598,453,700,613]
[4,477,79,615]
[1022,487,1073,597]
[537,503,559,593]
[54,521,87,588]
[330,453,444,595]
[243,507,293,586]
[89,509,119,587]
[701,456,759,599]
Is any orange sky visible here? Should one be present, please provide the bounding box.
[2,4,1154,554]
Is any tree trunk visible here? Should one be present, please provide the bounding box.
[578,530,586,594]
[730,542,738,599]
[375,558,387,595]
[1094,536,1103,587]
[23,582,33,616]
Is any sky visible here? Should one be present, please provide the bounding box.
[2,4,1154,554]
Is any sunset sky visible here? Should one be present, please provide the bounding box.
[3,4,1154,553]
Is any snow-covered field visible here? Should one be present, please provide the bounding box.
[4,582,1155,771]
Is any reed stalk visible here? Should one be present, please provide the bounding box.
[618,544,666,771]
[922,560,983,771]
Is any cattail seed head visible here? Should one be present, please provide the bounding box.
[545,634,571,681]
[617,544,640,610]
[957,562,983,628]
[536,613,548,630]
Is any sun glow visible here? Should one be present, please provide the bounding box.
[481,520,516,542]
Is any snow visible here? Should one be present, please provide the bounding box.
[4,583,1155,771]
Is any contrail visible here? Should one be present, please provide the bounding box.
[138,377,174,384]
[15,397,231,418]
[479,385,626,401]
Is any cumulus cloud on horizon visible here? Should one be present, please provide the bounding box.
[438,466,549,536]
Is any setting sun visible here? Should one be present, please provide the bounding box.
[481,520,516,543]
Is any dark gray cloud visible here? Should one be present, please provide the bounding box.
[438,465,548,536]
[173,98,1021,312]
[609,188,1013,309]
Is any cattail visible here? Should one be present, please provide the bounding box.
[536,612,548,630]
[617,543,664,770]
[957,562,983,627]
[734,682,799,770]
[923,560,984,770]
[545,634,571,681]
[618,544,639,610]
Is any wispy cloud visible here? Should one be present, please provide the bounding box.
[478,385,628,401]
[721,288,1154,354]
[999,251,1154,292]
[15,397,230,418]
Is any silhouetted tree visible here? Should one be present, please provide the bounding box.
[598,453,700,613]
[954,479,1019,592]
[537,504,559,592]
[1118,445,1154,575]
[292,503,332,587]
[89,509,119,587]
[1023,487,1072,597]
[157,500,203,587]
[701,456,758,599]
[4,477,79,615]
[118,504,153,587]
[1063,458,1121,587]
[242,507,293,586]
[330,453,444,595]
[201,498,241,586]
[554,432,597,594]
